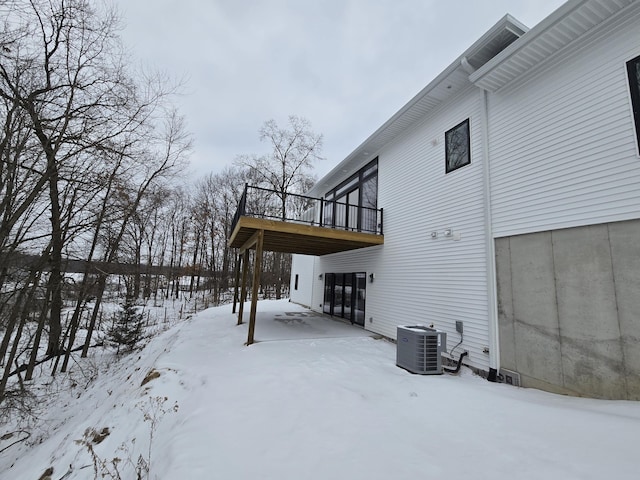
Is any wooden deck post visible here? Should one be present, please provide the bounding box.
[247,230,264,345]
[232,254,241,314]
[237,249,250,325]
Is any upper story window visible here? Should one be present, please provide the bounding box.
[324,158,378,232]
[627,55,640,154]
[445,118,471,173]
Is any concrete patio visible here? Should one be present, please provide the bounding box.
[234,301,375,343]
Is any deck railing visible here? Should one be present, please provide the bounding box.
[231,184,383,236]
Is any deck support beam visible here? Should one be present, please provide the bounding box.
[234,228,265,345]
[232,254,241,314]
[237,249,250,325]
[237,229,262,325]
[247,229,264,345]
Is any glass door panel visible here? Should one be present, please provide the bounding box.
[323,273,335,315]
[353,273,366,326]
[361,176,378,232]
[323,198,333,227]
[335,195,346,229]
[347,188,359,231]
[333,273,344,318]
[343,273,353,321]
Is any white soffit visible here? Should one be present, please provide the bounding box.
[470,0,637,92]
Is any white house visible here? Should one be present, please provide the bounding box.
[289,0,640,400]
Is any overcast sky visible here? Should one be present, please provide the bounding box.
[113,0,567,181]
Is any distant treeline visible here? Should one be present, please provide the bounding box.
[2,252,216,277]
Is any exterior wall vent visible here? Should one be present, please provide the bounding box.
[396,326,447,375]
[498,368,521,387]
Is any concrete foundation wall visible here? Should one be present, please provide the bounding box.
[496,219,640,400]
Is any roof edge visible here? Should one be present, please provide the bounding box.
[308,14,528,196]
[469,0,592,88]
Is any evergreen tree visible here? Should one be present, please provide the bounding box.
[108,298,144,353]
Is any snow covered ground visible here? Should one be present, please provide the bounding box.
[2,299,639,480]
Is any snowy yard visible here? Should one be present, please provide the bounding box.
[1,299,639,480]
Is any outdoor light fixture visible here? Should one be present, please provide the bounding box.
[318,273,323,280]
[369,273,375,283]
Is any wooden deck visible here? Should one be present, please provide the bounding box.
[229,216,384,255]
[229,215,383,346]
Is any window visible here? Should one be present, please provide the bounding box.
[445,118,471,173]
[323,192,334,226]
[627,55,640,153]
[324,158,378,233]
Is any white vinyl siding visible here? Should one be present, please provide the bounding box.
[307,88,491,371]
[289,254,315,308]
[489,12,640,238]
[290,0,640,381]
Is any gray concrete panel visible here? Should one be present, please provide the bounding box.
[608,220,640,400]
[509,232,563,387]
[496,220,640,399]
[518,372,577,397]
[495,237,517,370]
[551,225,626,398]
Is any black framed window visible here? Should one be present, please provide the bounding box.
[627,55,640,153]
[445,118,471,173]
[323,158,378,232]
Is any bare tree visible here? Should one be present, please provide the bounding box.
[237,115,323,219]
[0,1,191,405]
[191,166,250,301]
[236,115,322,298]
[0,0,155,355]
[81,110,191,357]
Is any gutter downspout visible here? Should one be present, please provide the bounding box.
[480,87,500,380]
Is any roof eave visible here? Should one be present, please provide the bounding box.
[470,0,637,92]
[308,15,528,197]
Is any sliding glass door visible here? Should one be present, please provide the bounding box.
[323,272,366,326]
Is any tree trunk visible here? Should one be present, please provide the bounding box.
[47,187,64,355]
[0,308,27,404]
[188,229,200,298]
[81,275,106,357]
[25,279,53,380]
[133,240,142,299]
[0,270,42,402]
[274,252,282,300]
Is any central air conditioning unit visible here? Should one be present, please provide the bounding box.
[396,326,447,374]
